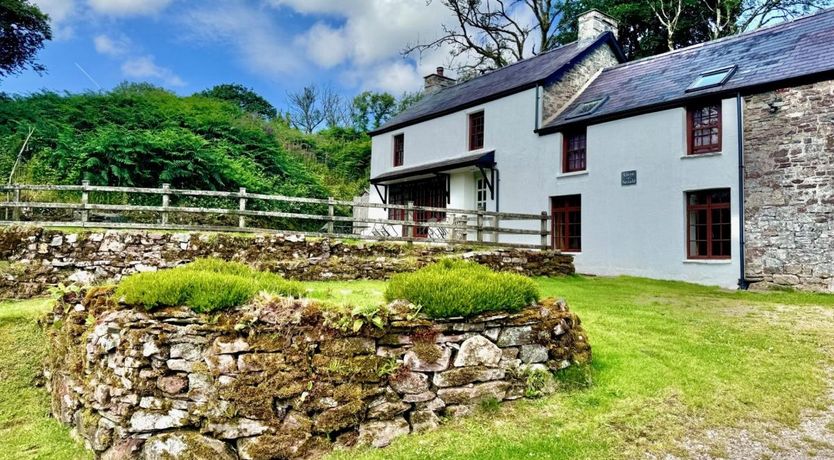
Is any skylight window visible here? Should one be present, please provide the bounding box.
[686,66,737,92]
[565,96,608,119]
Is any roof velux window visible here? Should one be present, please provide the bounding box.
[686,66,737,92]
[565,96,608,119]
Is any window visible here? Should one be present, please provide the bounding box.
[469,111,484,150]
[565,96,608,119]
[686,189,731,259]
[551,195,581,252]
[475,177,487,211]
[563,129,587,172]
[393,134,404,167]
[387,176,448,238]
[686,66,736,92]
[687,103,721,155]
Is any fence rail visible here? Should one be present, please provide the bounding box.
[0,182,552,249]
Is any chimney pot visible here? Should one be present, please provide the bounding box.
[424,67,456,95]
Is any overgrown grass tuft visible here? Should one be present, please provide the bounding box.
[115,258,304,312]
[384,259,539,318]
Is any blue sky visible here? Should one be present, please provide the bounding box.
[2,0,458,110]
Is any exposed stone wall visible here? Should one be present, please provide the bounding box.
[743,80,834,291]
[45,288,590,459]
[0,227,574,299]
[541,46,619,123]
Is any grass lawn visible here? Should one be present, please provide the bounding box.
[2,276,833,459]
[0,298,92,460]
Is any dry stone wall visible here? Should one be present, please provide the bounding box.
[45,288,590,459]
[0,227,574,299]
[743,80,834,291]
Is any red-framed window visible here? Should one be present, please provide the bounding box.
[393,134,404,166]
[468,111,484,151]
[551,194,581,252]
[563,129,587,173]
[686,189,731,259]
[687,103,722,155]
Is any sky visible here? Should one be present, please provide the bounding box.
[2,0,461,110]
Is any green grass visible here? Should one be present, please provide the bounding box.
[2,275,833,460]
[116,258,305,312]
[327,275,834,459]
[384,259,540,318]
[0,298,91,460]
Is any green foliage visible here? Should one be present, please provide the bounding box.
[0,0,52,78]
[115,258,304,312]
[0,84,327,199]
[325,303,387,332]
[196,83,278,119]
[384,259,540,318]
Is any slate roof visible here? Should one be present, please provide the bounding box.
[370,33,624,135]
[541,7,834,132]
[370,150,495,184]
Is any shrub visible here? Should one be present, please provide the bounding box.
[384,259,539,318]
[115,258,304,312]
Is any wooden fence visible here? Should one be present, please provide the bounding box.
[0,182,551,249]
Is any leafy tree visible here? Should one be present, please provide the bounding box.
[0,0,52,78]
[350,92,397,132]
[197,83,278,119]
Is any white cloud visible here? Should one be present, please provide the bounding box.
[32,0,77,39]
[93,34,130,57]
[272,0,456,92]
[87,0,174,16]
[181,3,303,76]
[121,55,185,87]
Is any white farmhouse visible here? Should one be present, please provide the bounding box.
[368,9,834,291]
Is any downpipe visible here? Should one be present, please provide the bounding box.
[736,93,749,290]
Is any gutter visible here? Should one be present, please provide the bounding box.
[736,92,749,290]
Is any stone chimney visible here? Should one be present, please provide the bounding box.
[577,10,618,46]
[424,67,456,95]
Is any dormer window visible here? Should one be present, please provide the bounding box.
[565,96,608,119]
[469,111,484,150]
[393,134,404,166]
[686,66,736,92]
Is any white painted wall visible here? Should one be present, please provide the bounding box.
[369,92,742,288]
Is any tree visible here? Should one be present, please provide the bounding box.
[350,92,398,132]
[0,0,52,78]
[197,84,277,119]
[404,0,566,75]
[321,87,348,129]
[412,0,830,66]
[287,85,326,134]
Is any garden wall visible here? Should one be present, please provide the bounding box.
[45,288,590,459]
[0,227,574,299]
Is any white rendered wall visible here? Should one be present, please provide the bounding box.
[369,92,742,288]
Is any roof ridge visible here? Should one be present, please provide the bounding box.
[600,6,834,73]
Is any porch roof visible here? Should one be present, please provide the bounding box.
[370,150,495,185]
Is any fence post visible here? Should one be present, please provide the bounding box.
[11,185,20,221]
[327,197,335,234]
[540,211,549,249]
[161,183,170,225]
[492,214,500,243]
[80,180,90,224]
[454,215,467,242]
[404,201,414,243]
[476,211,484,243]
[238,188,247,229]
